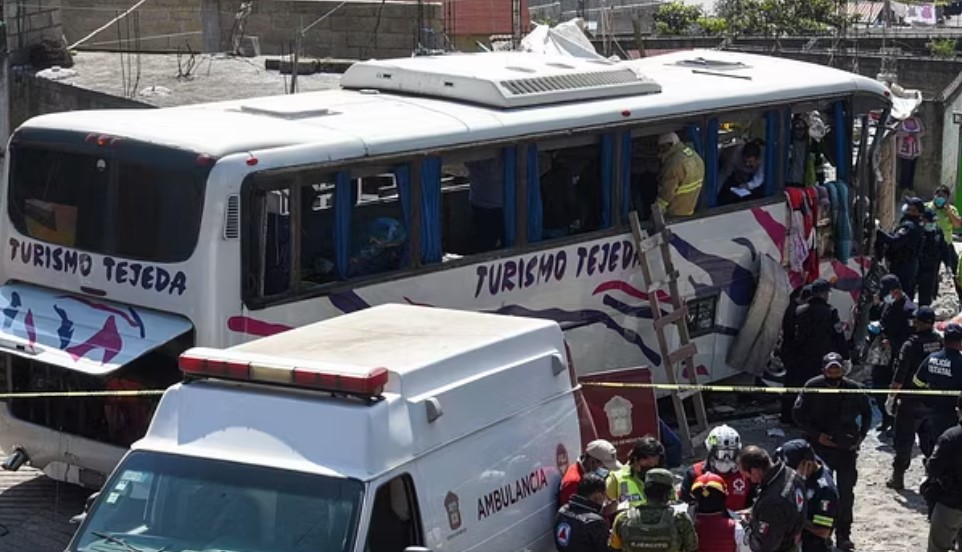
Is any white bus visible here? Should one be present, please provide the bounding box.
[0,49,890,487]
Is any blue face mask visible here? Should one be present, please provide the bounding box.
[935,197,947,208]
[593,468,609,479]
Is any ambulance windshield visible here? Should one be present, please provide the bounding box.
[71,451,364,552]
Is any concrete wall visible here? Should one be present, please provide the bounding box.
[8,71,150,131]
[4,0,65,63]
[62,0,443,59]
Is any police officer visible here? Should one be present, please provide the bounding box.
[738,446,806,552]
[609,468,698,552]
[775,440,840,552]
[876,196,924,299]
[912,323,962,453]
[925,392,962,552]
[917,208,952,306]
[606,437,666,515]
[793,279,848,389]
[554,473,610,552]
[869,274,917,434]
[792,353,871,551]
[886,305,943,490]
[779,285,813,425]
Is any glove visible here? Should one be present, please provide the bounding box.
[868,321,882,335]
[885,395,897,417]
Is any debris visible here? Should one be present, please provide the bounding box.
[36,66,77,81]
[139,85,172,98]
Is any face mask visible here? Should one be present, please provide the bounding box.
[884,294,896,305]
[926,223,938,231]
[712,459,737,474]
[593,468,610,480]
[901,204,908,214]
[935,197,947,208]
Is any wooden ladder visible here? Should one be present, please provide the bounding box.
[629,206,709,457]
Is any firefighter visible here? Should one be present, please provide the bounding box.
[886,305,943,490]
[774,439,840,552]
[738,446,806,552]
[655,132,705,217]
[690,473,750,552]
[792,353,871,551]
[680,425,756,512]
[610,468,698,552]
[876,197,924,299]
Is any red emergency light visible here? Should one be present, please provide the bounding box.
[179,352,389,398]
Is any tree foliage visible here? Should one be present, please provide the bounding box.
[713,0,852,36]
[654,1,705,35]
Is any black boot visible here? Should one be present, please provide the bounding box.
[886,470,905,490]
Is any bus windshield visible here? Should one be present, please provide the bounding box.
[71,451,364,552]
[7,133,210,263]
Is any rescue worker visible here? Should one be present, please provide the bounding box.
[606,437,667,514]
[554,473,610,552]
[774,440,839,552]
[792,279,848,389]
[876,197,924,299]
[868,273,917,434]
[718,141,765,206]
[912,323,962,453]
[886,305,943,490]
[917,208,952,306]
[559,439,622,506]
[779,285,813,425]
[610,468,698,552]
[737,446,806,552]
[924,392,962,552]
[680,425,756,512]
[689,473,750,552]
[655,132,705,218]
[792,353,871,551]
[928,185,962,304]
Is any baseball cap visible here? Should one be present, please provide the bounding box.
[822,352,844,370]
[906,197,926,210]
[915,306,936,324]
[944,323,962,340]
[774,439,816,469]
[585,440,622,471]
[645,468,674,487]
[810,278,831,294]
[879,274,902,296]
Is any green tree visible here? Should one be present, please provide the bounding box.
[928,37,957,58]
[655,1,705,35]
[715,0,849,36]
[697,16,729,35]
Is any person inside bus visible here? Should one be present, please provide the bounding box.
[655,132,704,217]
[786,115,828,188]
[466,157,504,254]
[540,150,581,239]
[717,140,765,206]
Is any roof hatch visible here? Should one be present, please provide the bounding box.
[340,53,662,109]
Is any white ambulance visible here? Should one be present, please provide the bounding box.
[67,304,584,552]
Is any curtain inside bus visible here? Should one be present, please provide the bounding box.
[706,118,720,208]
[334,171,354,280]
[620,131,632,221]
[601,134,614,229]
[421,157,442,263]
[393,164,413,266]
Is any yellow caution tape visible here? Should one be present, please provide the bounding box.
[0,389,166,399]
[579,381,962,397]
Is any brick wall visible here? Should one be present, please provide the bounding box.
[61,0,443,59]
[4,0,65,63]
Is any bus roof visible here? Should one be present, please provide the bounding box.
[19,50,890,159]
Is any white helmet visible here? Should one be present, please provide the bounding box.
[705,425,742,474]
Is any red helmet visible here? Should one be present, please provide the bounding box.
[691,472,728,498]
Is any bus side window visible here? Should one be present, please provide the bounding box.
[247,185,293,297]
[347,168,409,278]
[365,475,423,552]
[627,129,705,220]
[535,138,601,241]
[299,179,340,286]
[441,150,509,258]
[715,115,768,206]
[628,134,661,221]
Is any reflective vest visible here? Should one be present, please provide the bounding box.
[620,505,679,552]
[693,462,753,511]
[613,466,647,509]
[694,513,737,552]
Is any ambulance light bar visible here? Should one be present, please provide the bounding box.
[178,351,389,398]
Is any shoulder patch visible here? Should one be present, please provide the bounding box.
[794,488,805,512]
[818,477,830,488]
[897,227,909,236]
[556,522,572,547]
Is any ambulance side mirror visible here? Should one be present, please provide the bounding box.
[70,492,100,525]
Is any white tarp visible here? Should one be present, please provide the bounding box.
[0,283,192,376]
[886,82,924,121]
[519,19,607,60]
